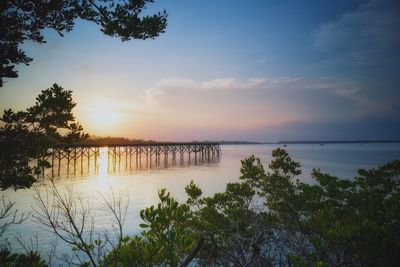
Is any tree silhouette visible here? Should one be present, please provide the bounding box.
[0,83,88,190]
[0,0,168,86]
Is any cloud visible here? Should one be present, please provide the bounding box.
[147,78,267,93]
[117,76,399,141]
[143,77,362,106]
[135,76,374,133]
[259,78,362,97]
[142,78,268,106]
[200,78,267,90]
[312,0,400,67]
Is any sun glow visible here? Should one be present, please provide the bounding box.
[86,100,123,131]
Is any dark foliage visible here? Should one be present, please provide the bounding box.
[0,248,47,267]
[0,83,88,190]
[104,149,400,266]
[80,136,158,145]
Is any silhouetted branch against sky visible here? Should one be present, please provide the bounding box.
[0,0,168,86]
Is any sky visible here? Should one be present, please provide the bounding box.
[1,0,399,142]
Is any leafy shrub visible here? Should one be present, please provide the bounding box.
[0,249,47,267]
[108,148,399,266]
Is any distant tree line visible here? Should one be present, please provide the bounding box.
[80,136,159,145]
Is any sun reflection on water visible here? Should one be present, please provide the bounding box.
[98,147,109,176]
[94,147,110,191]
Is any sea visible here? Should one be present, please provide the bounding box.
[1,143,400,264]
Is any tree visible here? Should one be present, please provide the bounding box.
[0,83,88,190]
[1,191,42,266]
[238,148,400,266]
[33,182,129,266]
[103,188,201,267]
[0,0,168,87]
[0,196,28,237]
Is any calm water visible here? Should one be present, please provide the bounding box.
[2,143,400,262]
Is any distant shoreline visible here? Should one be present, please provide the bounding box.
[276,140,400,144]
[218,140,400,145]
[79,137,400,146]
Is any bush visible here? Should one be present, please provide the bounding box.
[0,249,47,267]
[107,148,400,266]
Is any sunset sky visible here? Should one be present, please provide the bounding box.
[1,0,399,142]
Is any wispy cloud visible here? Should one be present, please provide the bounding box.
[145,78,267,94]
[142,78,268,106]
[200,78,267,91]
[135,76,371,134]
[143,77,362,106]
[258,78,362,97]
[312,0,400,67]
[75,76,396,140]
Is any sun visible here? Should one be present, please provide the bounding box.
[86,100,123,131]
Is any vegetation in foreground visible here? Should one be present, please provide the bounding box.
[100,149,399,267]
[1,148,399,266]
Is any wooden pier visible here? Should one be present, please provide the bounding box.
[41,143,221,178]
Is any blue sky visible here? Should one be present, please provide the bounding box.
[1,0,399,141]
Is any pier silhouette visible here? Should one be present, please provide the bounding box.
[40,143,221,178]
